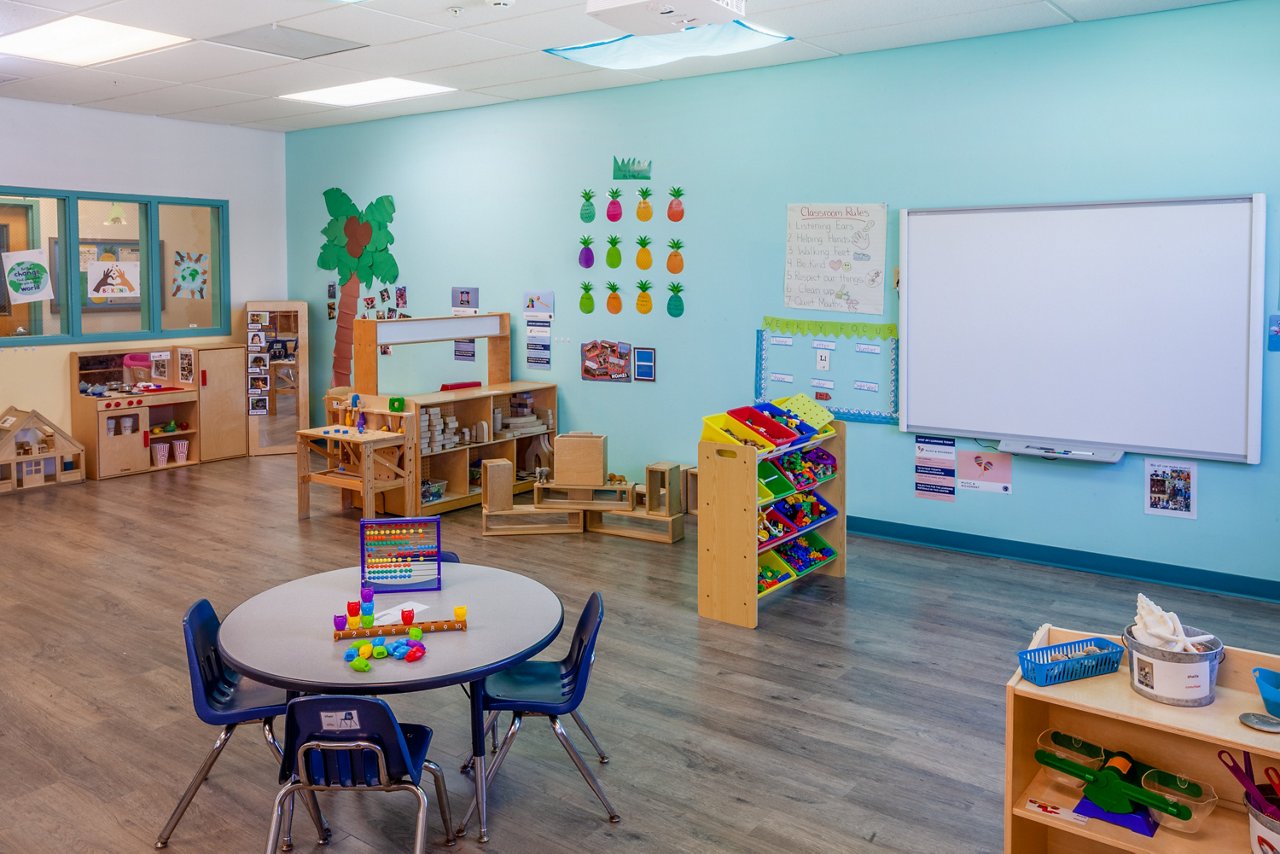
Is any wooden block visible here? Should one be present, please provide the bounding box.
[481,507,585,536]
[644,461,682,517]
[586,508,684,544]
[553,432,607,486]
[684,466,698,516]
[481,458,514,511]
[534,482,635,511]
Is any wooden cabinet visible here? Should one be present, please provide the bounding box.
[196,345,247,461]
[696,420,847,629]
[95,407,150,477]
[246,300,309,456]
[1005,624,1280,852]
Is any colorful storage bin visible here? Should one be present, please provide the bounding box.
[773,491,836,530]
[701,412,778,452]
[773,530,837,575]
[757,507,796,548]
[726,406,800,448]
[755,401,817,445]
[1017,637,1124,687]
[757,460,796,504]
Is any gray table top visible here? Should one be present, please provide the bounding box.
[218,564,564,694]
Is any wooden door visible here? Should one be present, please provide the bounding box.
[0,205,32,336]
[198,346,247,460]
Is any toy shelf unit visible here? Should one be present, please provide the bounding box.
[697,408,847,629]
[69,346,245,479]
[388,382,557,517]
[1005,624,1280,853]
[245,300,309,457]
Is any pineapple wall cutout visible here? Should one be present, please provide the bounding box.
[635,236,652,270]
[579,189,596,223]
[666,283,684,318]
[605,282,623,314]
[635,281,653,314]
[578,235,595,268]
[605,235,622,269]
[579,281,595,314]
[636,187,653,222]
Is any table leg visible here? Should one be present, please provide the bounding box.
[296,436,310,520]
[470,678,489,843]
[362,446,376,518]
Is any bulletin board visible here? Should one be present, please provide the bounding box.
[754,316,897,424]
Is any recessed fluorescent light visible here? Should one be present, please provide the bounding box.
[281,78,454,107]
[0,16,188,66]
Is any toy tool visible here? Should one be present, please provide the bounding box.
[334,618,467,641]
[1218,750,1280,821]
[1035,740,1192,822]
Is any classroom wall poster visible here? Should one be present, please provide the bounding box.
[581,339,630,382]
[177,347,195,384]
[171,251,209,299]
[914,435,956,501]
[524,290,554,371]
[451,286,479,362]
[784,203,887,315]
[957,451,1013,494]
[87,260,140,300]
[1145,459,1196,519]
[2,249,53,305]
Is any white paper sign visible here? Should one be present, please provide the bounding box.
[87,261,141,299]
[810,378,835,389]
[855,343,881,354]
[769,372,794,384]
[769,336,793,346]
[320,710,362,731]
[2,249,53,305]
[784,203,887,315]
[1132,651,1212,701]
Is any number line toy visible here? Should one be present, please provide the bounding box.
[333,618,467,641]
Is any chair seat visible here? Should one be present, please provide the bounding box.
[200,672,290,727]
[482,660,575,714]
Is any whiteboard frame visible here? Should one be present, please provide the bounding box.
[899,194,1265,464]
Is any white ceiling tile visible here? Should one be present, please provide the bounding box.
[477,67,655,100]
[362,0,577,30]
[81,83,259,114]
[164,94,335,124]
[280,4,443,46]
[462,5,626,50]
[0,54,66,78]
[1050,0,1229,21]
[310,30,526,75]
[0,0,62,35]
[644,37,836,80]
[86,0,332,40]
[201,61,379,96]
[0,67,170,103]
[309,89,509,123]
[807,2,1070,55]
[236,111,344,132]
[412,50,589,90]
[14,0,115,12]
[752,0,1055,38]
[96,41,293,83]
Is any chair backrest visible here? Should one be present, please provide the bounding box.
[279,696,419,788]
[559,592,605,713]
[183,599,239,724]
[439,550,460,563]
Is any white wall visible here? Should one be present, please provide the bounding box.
[0,98,286,427]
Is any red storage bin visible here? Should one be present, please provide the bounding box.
[727,406,799,448]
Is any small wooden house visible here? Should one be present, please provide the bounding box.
[0,407,85,494]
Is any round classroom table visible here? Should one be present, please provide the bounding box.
[218,563,564,843]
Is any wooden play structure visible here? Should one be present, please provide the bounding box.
[0,407,85,494]
[480,432,686,543]
[296,392,413,520]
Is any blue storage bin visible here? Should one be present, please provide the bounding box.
[1018,637,1124,687]
[755,402,817,446]
[1255,667,1280,716]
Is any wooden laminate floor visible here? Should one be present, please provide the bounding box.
[2,456,1278,853]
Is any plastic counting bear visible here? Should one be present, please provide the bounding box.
[360,516,443,594]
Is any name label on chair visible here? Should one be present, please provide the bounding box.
[320,710,362,731]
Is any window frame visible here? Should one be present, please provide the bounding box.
[0,185,230,347]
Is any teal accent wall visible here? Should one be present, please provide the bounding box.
[287,0,1280,582]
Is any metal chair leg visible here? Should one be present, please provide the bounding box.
[570,711,609,763]
[457,713,521,838]
[265,782,305,854]
[263,719,331,847]
[423,760,455,846]
[410,785,431,854]
[155,724,237,848]
[549,716,620,823]
[461,711,501,774]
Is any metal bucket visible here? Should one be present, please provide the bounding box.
[1123,624,1223,707]
[1247,785,1280,854]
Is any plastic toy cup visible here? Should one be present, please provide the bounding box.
[454,606,467,622]
[360,615,374,628]
[360,602,374,617]
[346,600,360,617]
[333,614,348,631]
[360,587,374,603]
[401,608,414,625]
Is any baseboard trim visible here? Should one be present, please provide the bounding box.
[846,516,1280,604]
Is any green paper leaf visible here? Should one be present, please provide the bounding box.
[372,251,399,283]
[321,217,348,245]
[317,243,341,271]
[369,228,389,252]
[323,187,358,220]
[356,265,372,286]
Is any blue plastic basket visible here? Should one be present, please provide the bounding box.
[1018,637,1124,687]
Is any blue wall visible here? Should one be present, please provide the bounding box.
[287,0,1280,582]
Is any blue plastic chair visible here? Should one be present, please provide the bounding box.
[458,593,618,836]
[439,551,460,563]
[156,599,329,850]
[266,696,454,854]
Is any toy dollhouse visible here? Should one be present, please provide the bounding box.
[0,407,85,494]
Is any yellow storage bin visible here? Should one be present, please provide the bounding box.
[701,412,778,452]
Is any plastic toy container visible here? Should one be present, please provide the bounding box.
[773,530,837,576]
[701,412,779,452]
[1124,624,1223,707]
[1036,730,1104,790]
[757,507,797,549]
[1017,636,1124,687]
[726,406,800,448]
[755,402,817,445]
[757,460,795,504]
[1254,667,1280,716]
[421,478,447,503]
[802,447,838,483]
[774,491,837,531]
[1141,768,1218,833]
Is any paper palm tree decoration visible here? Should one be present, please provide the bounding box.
[316,187,399,386]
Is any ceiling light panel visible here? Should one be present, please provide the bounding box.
[281,76,454,106]
[208,24,366,60]
[0,16,188,66]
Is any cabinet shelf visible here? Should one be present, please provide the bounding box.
[1004,625,1280,852]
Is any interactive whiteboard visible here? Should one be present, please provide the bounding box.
[900,195,1265,463]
